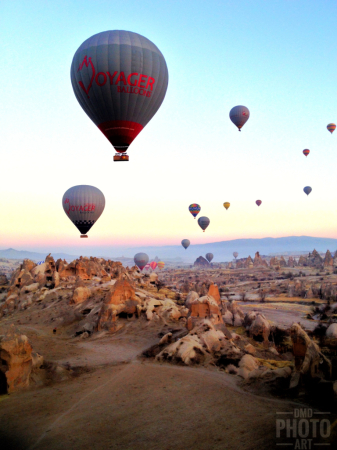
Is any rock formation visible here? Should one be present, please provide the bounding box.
[324,250,333,267]
[193,256,209,268]
[253,252,268,268]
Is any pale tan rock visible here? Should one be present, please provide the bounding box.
[159,333,172,345]
[326,323,337,339]
[249,313,271,343]
[21,283,39,294]
[237,354,260,379]
[244,343,256,355]
[156,335,207,365]
[72,287,91,304]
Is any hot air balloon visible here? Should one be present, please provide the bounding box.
[229,105,250,131]
[303,149,310,157]
[205,253,213,263]
[158,261,165,270]
[181,239,190,249]
[62,185,105,238]
[189,204,201,219]
[198,216,210,232]
[233,252,238,259]
[223,202,230,210]
[303,186,312,196]
[150,261,158,270]
[256,200,262,206]
[327,123,336,134]
[134,253,149,270]
[144,263,150,271]
[71,30,169,162]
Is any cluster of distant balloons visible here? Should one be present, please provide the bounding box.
[133,253,165,271]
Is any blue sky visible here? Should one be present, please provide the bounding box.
[0,0,336,256]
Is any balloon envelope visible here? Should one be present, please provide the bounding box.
[158,261,165,270]
[144,263,150,270]
[198,216,210,232]
[233,252,238,259]
[303,186,312,196]
[71,30,169,155]
[229,105,250,131]
[205,253,213,263]
[150,261,158,270]
[62,185,105,237]
[327,123,336,134]
[181,239,190,249]
[256,200,262,206]
[303,149,310,157]
[134,253,149,270]
[189,203,201,218]
[223,202,230,210]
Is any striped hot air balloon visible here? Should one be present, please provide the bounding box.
[229,106,250,131]
[62,185,105,238]
[189,204,201,219]
[303,149,310,157]
[144,263,151,271]
[150,261,158,270]
[158,261,165,270]
[71,30,169,161]
[327,123,336,134]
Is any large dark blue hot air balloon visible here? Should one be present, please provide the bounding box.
[62,185,105,238]
[229,106,250,131]
[181,239,190,249]
[134,253,149,270]
[198,216,210,232]
[303,186,312,196]
[71,31,169,161]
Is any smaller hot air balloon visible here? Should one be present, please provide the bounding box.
[223,202,230,210]
[303,149,310,157]
[230,105,250,131]
[198,216,210,232]
[144,263,150,271]
[181,239,190,249]
[233,252,238,259]
[206,253,213,263]
[189,204,201,219]
[303,186,312,196]
[327,123,336,134]
[256,200,262,206]
[158,261,165,270]
[150,261,158,270]
[62,185,105,238]
[134,253,149,270]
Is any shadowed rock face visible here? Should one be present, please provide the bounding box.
[193,256,209,268]
[324,250,333,267]
[0,273,8,286]
[0,326,32,393]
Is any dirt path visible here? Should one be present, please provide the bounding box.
[0,359,321,450]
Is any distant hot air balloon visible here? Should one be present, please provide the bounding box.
[303,186,312,196]
[158,261,165,270]
[71,30,169,162]
[150,261,158,270]
[144,263,150,271]
[233,252,238,259]
[134,253,149,270]
[303,149,310,157]
[198,216,210,232]
[256,200,262,206]
[327,123,336,134]
[189,204,201,219]
[223,202,230,210]
[205,253,213,263]
[181,239,190,249]
[62,185,105,238]
[229,105,250,131]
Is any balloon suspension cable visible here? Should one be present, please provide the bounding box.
[80,235,88,239]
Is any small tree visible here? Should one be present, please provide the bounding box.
[258,289,267,302]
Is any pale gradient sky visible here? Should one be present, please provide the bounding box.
[1,0,337,255]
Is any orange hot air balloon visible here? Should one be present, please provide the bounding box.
[158,261,165,270]
[327,123,336,134]
[150,261,158,270]
[303,149,310,157]
[223,202,230,210]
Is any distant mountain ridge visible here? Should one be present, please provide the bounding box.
[2,236,337,263]
[0,248,79,262]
